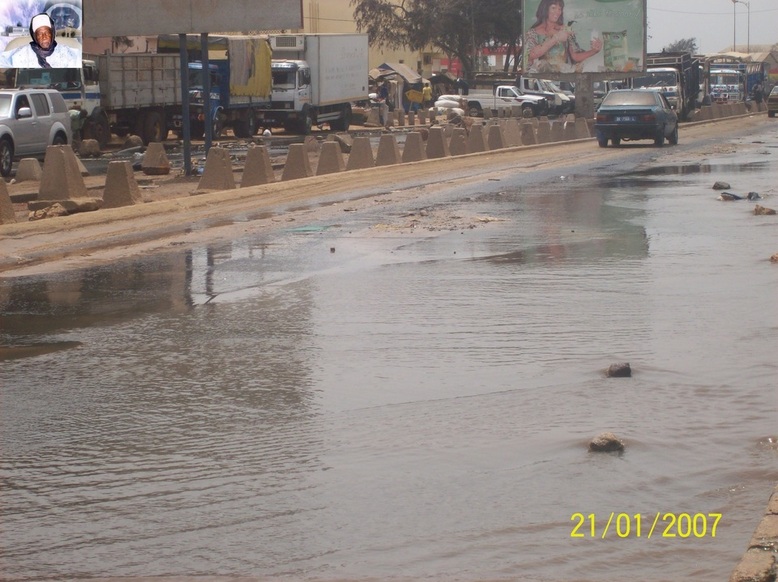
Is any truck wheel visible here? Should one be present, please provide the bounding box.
[85,112,111,149]
[233,109,256,138]
[190,120,205,139]
[329,104,351,132]
[297,108,313,134]
[0,138,13,177]
[467,103,482,117]
[143,111,168,143]
[52,132,67,146]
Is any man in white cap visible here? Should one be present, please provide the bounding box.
[0,12,81,68]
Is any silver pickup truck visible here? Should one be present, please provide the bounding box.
[454,85,549,118]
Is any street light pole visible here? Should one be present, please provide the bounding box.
[732,0,750,53]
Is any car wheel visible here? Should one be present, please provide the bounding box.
[0,138,13,177]
[669,125,679,145]
[52,132,67,146]
[467,103,482,117]
[654,127,665,147]
[597,134,608,148]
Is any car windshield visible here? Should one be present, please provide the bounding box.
[632,71,677,88]
[602,91,657,107]
[0,95,11,118]
[16,68,82,90]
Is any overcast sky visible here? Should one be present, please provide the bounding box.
[646,0,778,53]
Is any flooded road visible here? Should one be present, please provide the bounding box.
[1,122,777,581]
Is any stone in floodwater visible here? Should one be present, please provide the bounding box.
[589,432,625,453]
[606,362,631,377]
[712,181,731,190]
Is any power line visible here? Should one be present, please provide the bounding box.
[649,7,778,15]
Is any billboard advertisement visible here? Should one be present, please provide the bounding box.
[84,0,303,37]
[522,0,645,75]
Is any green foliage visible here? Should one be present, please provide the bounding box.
[663,38,698,54]
[350,0,523,79]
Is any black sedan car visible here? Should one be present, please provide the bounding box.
[594,89,678,147]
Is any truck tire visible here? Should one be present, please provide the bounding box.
[297,107,313,134]
[85,111,111,149]
[329,104,351,132]
[233,109,256,138]
[142,111,168,144]
[190,120,204,139]
[0,137,13,177]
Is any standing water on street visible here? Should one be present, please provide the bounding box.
[1,126,777,581]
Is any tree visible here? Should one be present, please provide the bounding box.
[350,0,523,80]
[663,38,698,54]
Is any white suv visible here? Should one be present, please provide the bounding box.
[0,88,72,177]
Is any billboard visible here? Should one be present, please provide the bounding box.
[522,0,645,75]
[83,0,303,37]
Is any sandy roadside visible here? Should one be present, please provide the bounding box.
[0,114,770,277]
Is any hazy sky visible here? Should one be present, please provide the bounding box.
[646,0,778,53]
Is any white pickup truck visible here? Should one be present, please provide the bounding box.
[458,85,548,118]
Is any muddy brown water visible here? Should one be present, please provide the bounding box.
[1,123,777,581]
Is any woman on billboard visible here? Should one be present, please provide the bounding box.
[525,0,602,73]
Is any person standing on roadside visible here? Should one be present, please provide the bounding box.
[0,13,81,68]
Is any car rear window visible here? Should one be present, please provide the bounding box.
[48,92,68,114]
[602,91,657,107]
[31,93,50,116]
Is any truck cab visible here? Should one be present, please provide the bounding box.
[631,68,683,112]
[709,69,745,103]
[187,62,226,136]
[267,60,313,132]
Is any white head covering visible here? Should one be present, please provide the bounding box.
[31,13,53,33]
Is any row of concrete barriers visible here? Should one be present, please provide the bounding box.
[197,116,594,191]
[0,101,768,223]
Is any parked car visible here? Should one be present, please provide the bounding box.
[768,85,778,118]
[594,89,678,147]
[0,88,72,177]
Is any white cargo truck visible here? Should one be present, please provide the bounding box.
[256,33,369,133]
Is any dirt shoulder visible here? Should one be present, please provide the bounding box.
[0,114,769,277]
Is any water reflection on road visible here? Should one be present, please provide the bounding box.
[1,130,777,581]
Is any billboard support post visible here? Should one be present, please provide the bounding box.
[201,33,212,153]
[573,75,595,119]
[179,34,192,176]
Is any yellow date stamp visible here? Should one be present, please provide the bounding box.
[570,512,722,539]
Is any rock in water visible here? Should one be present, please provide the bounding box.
[589,432,625,453]
[606,362,631,377]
